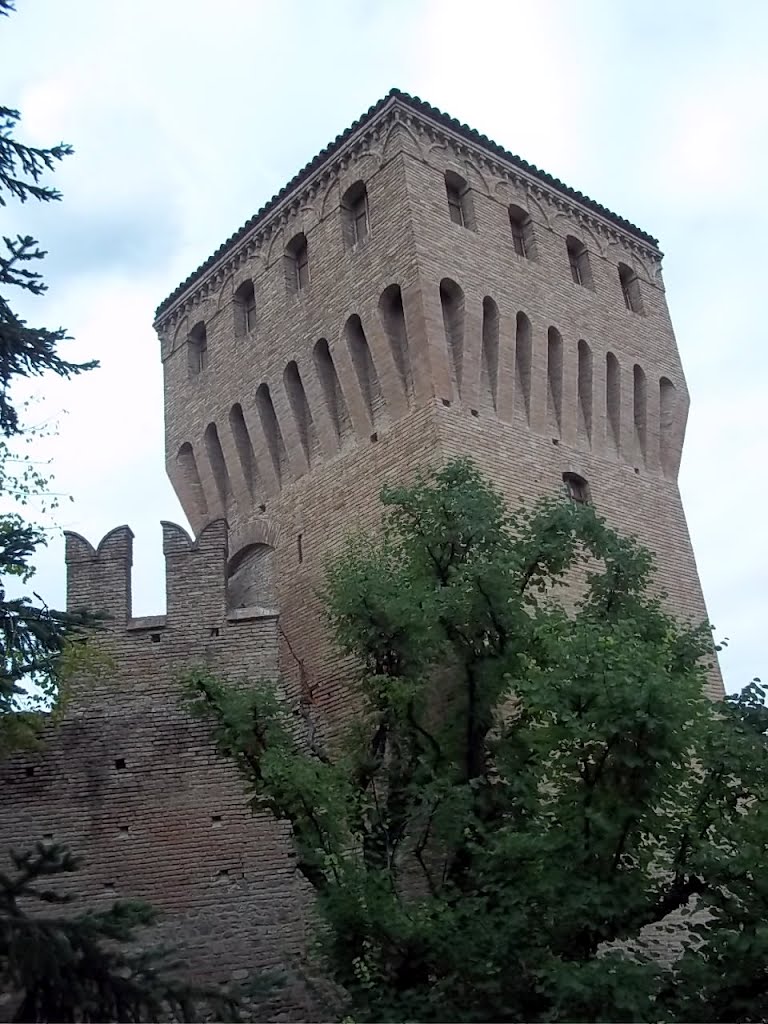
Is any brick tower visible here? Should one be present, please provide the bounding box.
[0,91,723,1015]
[154,88,721,703]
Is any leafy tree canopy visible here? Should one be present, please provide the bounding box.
[192,459,768,1023]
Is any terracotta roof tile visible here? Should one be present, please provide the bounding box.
[155,88,658,321]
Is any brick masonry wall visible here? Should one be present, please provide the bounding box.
[0,520,313,1019]
[155,98,721,701]
[0,97,721,1020]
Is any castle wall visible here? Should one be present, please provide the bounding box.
[400,145,721,697]
[161,146,424,533]
[0,521,311,1018]
[157,134,449,708]
[155,99,720,704]
[0,95,722,1020]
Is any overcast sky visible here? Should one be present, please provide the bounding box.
[3,0,765,693]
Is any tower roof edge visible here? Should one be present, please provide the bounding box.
[154,88,659,325]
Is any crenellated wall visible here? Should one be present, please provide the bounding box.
[0,521,311,1017]
[153,92,718,709]
[0,91,722,1019]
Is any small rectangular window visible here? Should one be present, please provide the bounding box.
[445,171,476,230]
[296,245,309,290]
[234,281,257,337]
[342,182,370,249]
[618,263,644,314]
[511,223,526,257]
[352,195,368,244]
[285,233,309,294]
[447,185,464,226]
[509,206,533,258]
[566,236,592,289]
[245,295,257,332]
[188,323,208,376]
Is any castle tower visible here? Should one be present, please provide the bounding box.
[154,89,721,703]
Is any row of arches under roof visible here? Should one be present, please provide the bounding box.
[439,278,681,477]
[175,277,682,525]
[445,171,648,314]
[176,283,415,520]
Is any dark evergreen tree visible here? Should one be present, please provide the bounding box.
[0,0,96,742]
[0,4,238,1018]
[0,844,234,1023]
[0,0,95,440]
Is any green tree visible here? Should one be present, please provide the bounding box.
[0,1,95,439]
[0,4,237,1018]
[0,0,96,741]
[191,459,768,1023]
[0,843,230,1023]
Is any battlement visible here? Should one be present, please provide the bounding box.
[65,519,278,632]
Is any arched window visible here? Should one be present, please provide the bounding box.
[345,315,384,427]
[187,322,207,376]
[659,376,678,478]
[313,338,351,443]
[563,472,591,504]
[283,360,317,466]
[285,232,309,294]
[508,204,535,259]
[227,544,277,611]
[176,442,208,519]
[440,278,465,398]
[606,351,621,452]
[577,339,593,443]
[481,296,499,412]
[255,383,288,484]
[633,363,647,460]
[229,403,257,498]
[566,235,593,289]
[515,311,532,424]
[379,284,412,399]
[233,279,256,336]
[444,170,475,230]
[547,327,563,435]
[618,262,644,314]
[204,422,231,506]
[341,181,369,248]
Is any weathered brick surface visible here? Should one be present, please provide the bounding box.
[0,92,722,1016]
[0,521,313,1018]
[155,92,721,702]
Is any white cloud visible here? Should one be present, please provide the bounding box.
[3,0,765,689]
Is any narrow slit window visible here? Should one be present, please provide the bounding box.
[187,322,208,376]
[285,232,309,294]
[618,262,644,314]
[234,280,257,336]
[566,236,593,289]
[444,171,474,230]
[447,185,463,225]
[508,204,534,259]
[342,181,369,248]
[296,244,309,290]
